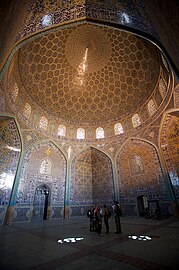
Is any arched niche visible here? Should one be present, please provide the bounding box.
[116,139,171,216]
[160,110,179,199]
[0,115,21,224]
[14,141,66,222]
[33,184,51,221]
[70,147,114,216]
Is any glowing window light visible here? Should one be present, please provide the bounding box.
[121,12,130,24]
[78,48,88,76]
[169,171,179,186]
[57,124,66,137]
[75,48,88,85]
[57,237,84,244]
[0,172,14,189]
[39,116,48,131]
[147,99,157,116]
[23,102,31,119]
[96,127,104,139]
[5,146,20,152]
[41,14,52,27]
[77,128,85,140]
[132,113,141,128]
[128,235,152,241]
[114,123,124,135]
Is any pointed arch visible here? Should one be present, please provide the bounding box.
[33,184,51,220]
[115,137,170,216]
[115,137,159,159]
[15,141,67,222]
[70,147,114,212]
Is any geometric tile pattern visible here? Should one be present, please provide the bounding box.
[116,139,171,215]
[70,147,114,206]
[7,63,170,143]
[17,23,159,125]
[0,117,21,203]
[161,113,179,199]
[15,142,66,221]
[0,116,21,224]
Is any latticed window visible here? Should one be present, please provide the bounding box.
[40,158,52,174]
[132,113,141,128]
[77,128,85,139]
[57,124,66,137]
[39,116,48,131]
[23,103,31,119]
[12,82,19,102]
[159,78,167,98]
[114,123,124,135]
[134,155,144,169]
[148,99,157,116]
[130,155,144,175]
[96,127,104,139]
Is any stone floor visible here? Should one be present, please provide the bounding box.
[0,215,179,270]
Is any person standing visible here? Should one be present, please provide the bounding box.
[95,206,102,235]
[88,207,96,231]
[112,200,115,214]
[102,204,110,234]
[114,201,122,234]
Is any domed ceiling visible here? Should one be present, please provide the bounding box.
[17,23,160,125]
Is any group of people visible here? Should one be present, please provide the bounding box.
[87,201,122,236]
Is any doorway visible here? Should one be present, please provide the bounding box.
[33,185,50,220]
[137,195,148,217]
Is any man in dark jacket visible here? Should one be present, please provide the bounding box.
[114,201,122,234]
[102,204,110,234]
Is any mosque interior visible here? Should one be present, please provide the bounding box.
[0,0,179,225]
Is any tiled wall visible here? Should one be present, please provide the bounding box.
[70,147,114,216]
[14,141,66,222]
[161,113,179,199]
[116,139,171,216]
[0,123,177,222]
[0,117,21,224]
